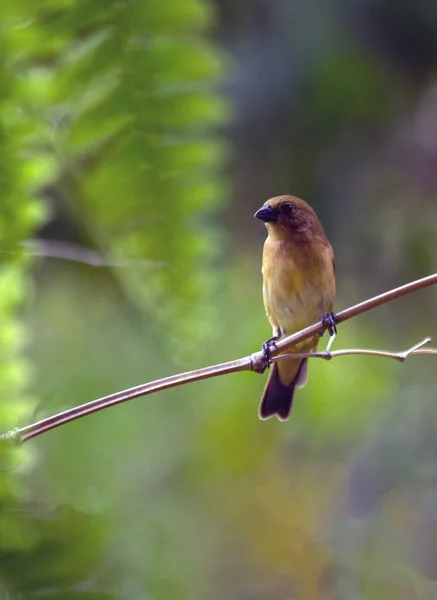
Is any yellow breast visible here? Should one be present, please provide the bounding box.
[262,237,335,338]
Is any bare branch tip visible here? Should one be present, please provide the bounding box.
[0,428,21,445]
[400,337,432,360]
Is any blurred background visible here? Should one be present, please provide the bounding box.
[0,0,437,598]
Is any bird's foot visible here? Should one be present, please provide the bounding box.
[262,336,278,367]
[321,312,338,337]
[321,312,339,353]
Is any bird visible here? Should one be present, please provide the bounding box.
[254,195,336,421]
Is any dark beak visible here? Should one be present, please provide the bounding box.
[254,205,278,223]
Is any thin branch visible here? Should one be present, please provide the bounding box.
[273,337,437,363]
[2,272,436,444]
[20,239,165,270]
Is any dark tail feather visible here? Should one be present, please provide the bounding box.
[258,359,307,422]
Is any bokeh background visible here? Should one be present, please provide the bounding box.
[1,0,437,598]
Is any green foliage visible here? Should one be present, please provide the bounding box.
[0,0,227,597]
[0,9,49,563]
[8,0,227,359]
[0,506,107,594]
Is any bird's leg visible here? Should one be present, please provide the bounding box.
[321,312,339,352]
[325,330,336,352]
[262,336,278,367]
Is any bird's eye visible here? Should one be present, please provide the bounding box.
[282,203,295,216]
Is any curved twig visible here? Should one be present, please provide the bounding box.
[273,337,437,364]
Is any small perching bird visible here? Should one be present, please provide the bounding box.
[254,195,337,421]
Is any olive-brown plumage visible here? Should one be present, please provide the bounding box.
[255,195,335,421]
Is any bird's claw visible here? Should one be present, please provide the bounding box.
[321,312,338,337]
[262,336,278,367]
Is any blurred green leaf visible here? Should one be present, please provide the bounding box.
[14,0,229,361]
[0,506,105,592]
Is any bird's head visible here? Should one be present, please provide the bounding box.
[254,195,324,241]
